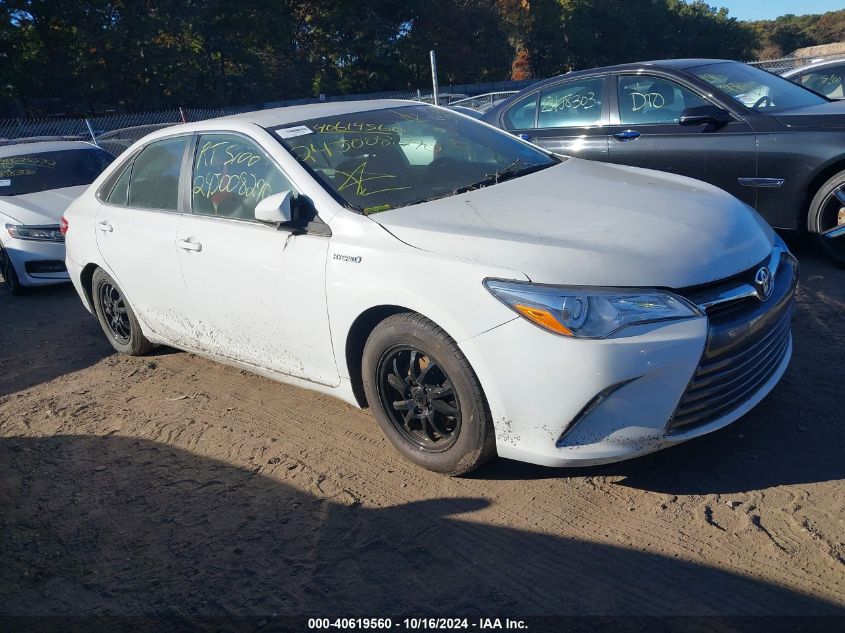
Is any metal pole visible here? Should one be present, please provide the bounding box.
[85,118,98,146]
[429,50,439,106]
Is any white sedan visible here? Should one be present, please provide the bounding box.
[0,140,114,294]
[64,101,796,475]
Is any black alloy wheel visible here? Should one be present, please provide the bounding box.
[99,280,132,344]
[91,267,152,355]
[377,346,461,451]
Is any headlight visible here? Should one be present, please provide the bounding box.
[5,224,64,242]
[484,279,699,338]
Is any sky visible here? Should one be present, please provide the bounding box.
[715,0,843,21]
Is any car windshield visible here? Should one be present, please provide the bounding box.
[272,104,557,214]
[0,147,114,196]
[690,62,828,113]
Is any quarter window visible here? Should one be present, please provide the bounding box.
[537,78,604,128]
[503,92,538,130]
[106,160,132,206]
[618,76,710,125]
[127,137,188,211]
[191,134,293,221]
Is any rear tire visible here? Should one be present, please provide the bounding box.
[809,169,845,268]
[91,268,152,355]
[362,313,496,476]
[0,245,25,295]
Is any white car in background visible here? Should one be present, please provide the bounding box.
[782,58,845,100]
[64,101,796,475]
[0,140,114,294]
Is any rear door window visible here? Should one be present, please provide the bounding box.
[537,78,605,128]
[127,136,189,211]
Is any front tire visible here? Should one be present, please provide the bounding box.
[91,268,152,355]
[362,313,496,476]
[809,169,845,268]
[0,245,25,295]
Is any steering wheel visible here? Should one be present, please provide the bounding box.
[752,95,773,109]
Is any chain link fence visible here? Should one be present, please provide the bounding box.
[749,53,845,75]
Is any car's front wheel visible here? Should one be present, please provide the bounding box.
[0,245,24,295]
[91,268,152,355]
[362,313,496,476]
[809,169,845,268]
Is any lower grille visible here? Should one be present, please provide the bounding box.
[25,260,67,274]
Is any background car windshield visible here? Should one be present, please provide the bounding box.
[273,105,555,214]
[690,62,828,113]
[0,148,114,196]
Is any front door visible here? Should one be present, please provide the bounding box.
[175,132,339,386]
[606,73,758,207]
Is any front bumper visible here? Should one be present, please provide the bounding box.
[1,235,69,287]
[460,254,798,468]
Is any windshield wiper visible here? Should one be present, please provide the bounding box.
[452,160,553,195]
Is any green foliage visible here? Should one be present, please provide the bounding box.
[748,9,845,59]
[0,0,842,115]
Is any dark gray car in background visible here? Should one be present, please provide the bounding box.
[483,59,845,265]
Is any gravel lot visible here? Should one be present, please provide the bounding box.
[0,237,843,626]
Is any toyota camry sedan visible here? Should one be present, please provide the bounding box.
[64,101,797,475]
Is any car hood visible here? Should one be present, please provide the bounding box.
[0,185,88,225]
[774,100,845,128]
[370,159,774,288]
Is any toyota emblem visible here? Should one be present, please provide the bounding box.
[754,266,773,301]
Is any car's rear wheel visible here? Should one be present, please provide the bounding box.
[91,268,152,355]
[0,245,24,295]
[810,170,845,268]
[362,313,496,476]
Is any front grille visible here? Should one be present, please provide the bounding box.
[25,260,67,274]
[668,251,798,434]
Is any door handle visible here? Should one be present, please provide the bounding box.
[96,220,113,232]
[613,130,641,141]
[176,238,202,252]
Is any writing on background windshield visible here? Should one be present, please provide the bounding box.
[691,62,827,113]
[272,105,555,214]
[0,148,113,196]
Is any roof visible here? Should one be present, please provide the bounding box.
[0,140,98,158]
[215,99,419,128]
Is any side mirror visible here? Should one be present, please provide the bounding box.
[679,105,733,126]
[255,190,294,224]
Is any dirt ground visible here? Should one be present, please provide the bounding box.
[1,236,843,628]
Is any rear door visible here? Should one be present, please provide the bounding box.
[499,76,610,160]
[174,132,339,386]
[94,135,194,344]
[606,73,758,207]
